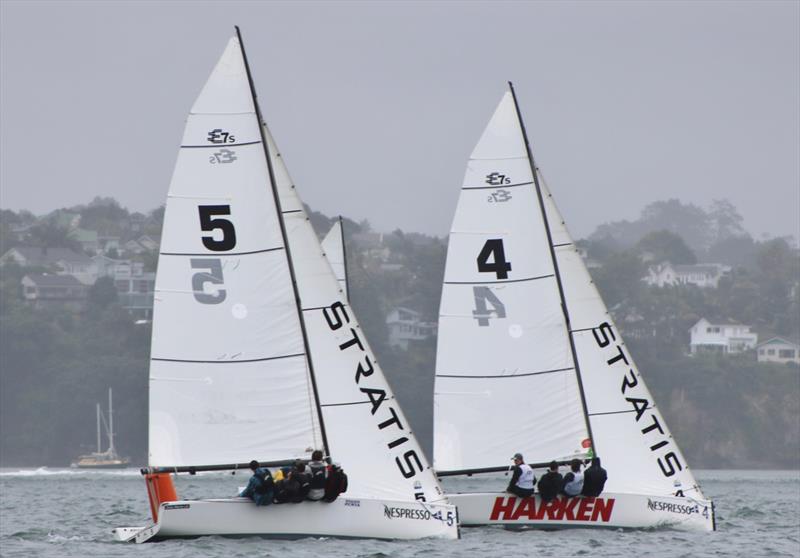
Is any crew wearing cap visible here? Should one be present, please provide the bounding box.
[506,452,536,498]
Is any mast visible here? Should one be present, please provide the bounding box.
[108,388,115,454]
[234,26,330,456]
[96,402,101,453]
[507,81,596,453]
[339,216,350,302]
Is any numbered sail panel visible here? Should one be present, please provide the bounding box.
[444,188,557,283]
[321,400,444,503]
[321,221,348,301]
[587,412,702,498]
[190,36,254,115]
[462,158,533,190]
[160,143,284,255]
[148,356,320,467]
[437,280,572,376]
[433,372,588,472]
[469,91,527,160]
[151,251,302,361]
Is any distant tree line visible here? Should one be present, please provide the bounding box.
[0,197,797,468]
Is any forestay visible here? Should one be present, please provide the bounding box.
[149,37,322,467]
[434,92,590,474]
[263,122,445,503]
[321,219,348,301]
[537,170,704,498]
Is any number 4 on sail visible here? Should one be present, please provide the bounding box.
[433,84,715,531]
[112,28,458,543]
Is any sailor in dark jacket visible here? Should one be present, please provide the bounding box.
[581,456,608,497]
[536,461,563,502]
[239,459,274,506]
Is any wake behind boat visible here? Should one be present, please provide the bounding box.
[432,84,715,531]
[113,28,457,542]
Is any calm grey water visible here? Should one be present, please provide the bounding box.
[1,469,798,557]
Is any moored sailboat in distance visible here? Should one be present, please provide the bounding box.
[433,84,715,531]
[113,28,457,543]
[72,388,130,469]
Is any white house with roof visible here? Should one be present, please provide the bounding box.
[645,262,731,288]
[756,337,800,365]
[0,246,97,284]
[386,307,436,349]
[689,318,758,355]
[92,254,155,319]
[21,273,88,310]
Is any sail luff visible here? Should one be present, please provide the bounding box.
[507,82,596,453]
[234,26,329,457]
[339,217,350,303]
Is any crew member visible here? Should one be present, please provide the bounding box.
[582,456,608,497]
[239,459,274,506]
[506,452,536,498]
[537,460,563,502]
[562,458,584,497]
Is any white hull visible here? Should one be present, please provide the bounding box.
[449,492,714,532]
[114,496,459,542]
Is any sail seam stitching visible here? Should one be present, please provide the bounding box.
[159,247,283,256]
[436,366,574,379]
[444,273,553,285]
[181,141,262,149]
[151,352,305,364]
[461,181,533,191]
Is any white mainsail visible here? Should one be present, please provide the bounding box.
[149,33,445,504]
[434,87,704,500]
[321,219,348,301]
[149,37,320,467]
[433,92,590,474]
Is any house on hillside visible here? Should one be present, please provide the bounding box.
[123,235,160,255]
[21,273,88,310]
[72,228,99,254]
[756,337,800,365]
[689,318,758,355]
[92,255,155,319]
[0,246,97,284]
[644,262,730,288]
[386,307,436,349]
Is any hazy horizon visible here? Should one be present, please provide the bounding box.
[1,1,798,241]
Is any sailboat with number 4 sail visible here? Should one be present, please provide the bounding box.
[432,84,715,531]
[112,28,458,542]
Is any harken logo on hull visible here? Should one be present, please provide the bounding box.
[490,496,615,522]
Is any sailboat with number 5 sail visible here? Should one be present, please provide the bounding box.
[432,84,715,531]
[112,28,458,542]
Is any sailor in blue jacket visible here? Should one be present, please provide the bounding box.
[240,459,274,506]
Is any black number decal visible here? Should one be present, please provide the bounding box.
[472,286,506,326]
[199,205,237,251]
[191,259,226,304]
[477,239,511,279]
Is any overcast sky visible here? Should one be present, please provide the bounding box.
[1,0,798,241]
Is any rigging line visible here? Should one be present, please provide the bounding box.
[159,246,283,257]
[461,181,534,191]
[444,273,553,285]
[436,366,573,379]
[236,27,329,456]
[508,81,596,453]
[552,242,573,248]
[151,352,305,364]
[181,140,262,149]
[302,303,349,312]
[340,215,350,303]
